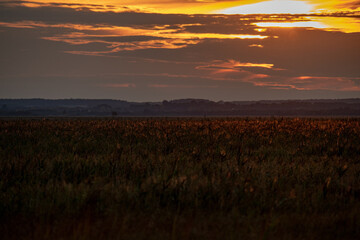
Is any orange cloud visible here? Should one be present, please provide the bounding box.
[0,19,268,55]
[196,59,275,74]
[244,75,360,91]
[249,44,264,48]
[290,76,360,91]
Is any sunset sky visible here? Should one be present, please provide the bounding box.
[0,0,359,101]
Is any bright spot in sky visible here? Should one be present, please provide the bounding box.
[254,21,326,29]
[253,17,360,33]
[219,0,314,15]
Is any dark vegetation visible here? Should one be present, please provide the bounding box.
[1,98,360,116]
[0,118,359,239]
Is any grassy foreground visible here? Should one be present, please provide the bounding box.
[0,118,359,239]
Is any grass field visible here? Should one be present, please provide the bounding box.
[0,118,359,239]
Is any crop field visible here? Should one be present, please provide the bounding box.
[0,118,359,239]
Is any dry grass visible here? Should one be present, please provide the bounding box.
[0,118,359,239]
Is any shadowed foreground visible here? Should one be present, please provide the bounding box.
[0,118,359,239]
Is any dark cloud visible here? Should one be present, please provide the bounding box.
[0,3,205,26]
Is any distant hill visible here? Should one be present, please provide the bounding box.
[1,98,360,117]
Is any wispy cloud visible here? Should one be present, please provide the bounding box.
[246,76,360,91]
[100,83,136,88]
[249,44,263,48]
[197,59,274,71]
[148,84,218,89]
[0,18,268,55]
[290,76,360,91]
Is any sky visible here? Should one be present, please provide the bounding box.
[0,0,359,101]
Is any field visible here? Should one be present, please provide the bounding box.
[0,118,359,239]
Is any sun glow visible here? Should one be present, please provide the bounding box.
[219,0,315,15]
[253,17,360,33]
[254,21,326,29]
